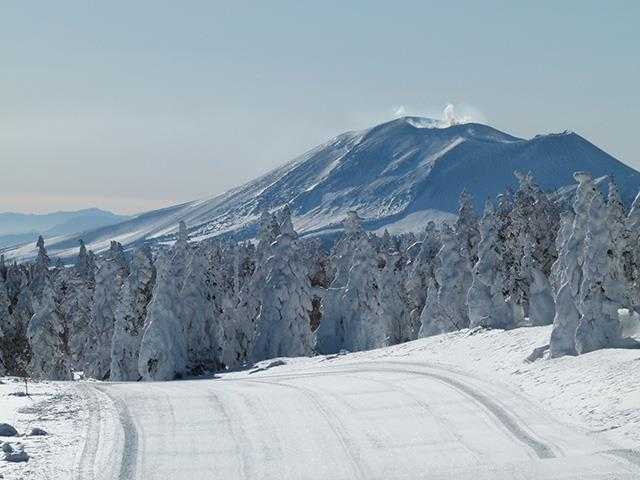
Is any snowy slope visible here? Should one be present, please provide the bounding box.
[5,116,640,260]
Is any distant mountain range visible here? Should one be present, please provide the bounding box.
[4,116,640,261]
[0,208,129,250]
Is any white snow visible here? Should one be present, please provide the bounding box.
[0,378,89,479]
[5,325,637,479]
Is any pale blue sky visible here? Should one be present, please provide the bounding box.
[1,1,638,214]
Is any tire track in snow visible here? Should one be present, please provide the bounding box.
[231,362,558,460]
[94,385,139,480]
[341,371,488,465]
[239,377,370,480]
[342,362,558,460]
[602,449,640,469]
[75,384,103,480]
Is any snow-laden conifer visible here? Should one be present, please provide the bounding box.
[65,241,96,368]
[504,172,559,321]
[549,172,596,357]
[180,244,219,373]
[29,236,50,309]
[84,241,128,379]
[419,223,472,336]
[455,190,480,265]
[138,223,191,380]
[110,246,155,381]
[521,234,555,326]
[250,210,315,361]
[405,222,440,339]
[575,190,624,353]
[26,277,72,380]
[0,276,11,375]
[468,200,513,329]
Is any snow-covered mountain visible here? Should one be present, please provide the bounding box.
[0,208,128,249]
[5,116,640,260]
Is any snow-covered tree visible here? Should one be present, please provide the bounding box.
[29,236,50,309]
[0,255,6,281]
[549,172,597,357]
[218,242,256,368]
[138,222,191,380]
[0,276,11,375]
[378,243,410,344]
[257,211,280,253]
[180,244,219,373]
[336,232,389,351]
[455,190,480,265]
[318,211,388,353]
[503,172,560,322]
[405,222,441,338]
[467,200,513,329]
[0,269,33,376]
[84,241,128,379]
[550,211,575,292]
[65,241,96,368]
[574,190,624,353]
[250,210,315,361]
[26,277,72,380]
[110,246,156,381]
[521,234,555,326]
[419,223,472,337]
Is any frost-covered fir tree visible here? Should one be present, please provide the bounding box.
[250,209,315,361]
[604,180,628,306]
[84,241,128,379]
[65,241,96,368]
[180,244,219,373]
[110,246,155,381]
[76,239,96,280]
[219,242,256,368]
[574,190,624,354]
[27,277,72,380]
[337,232,389,351]
[0,255,6,281]
[621,189,640,306]
[504,172,560,322]
[455,190,480,265]
[549,172,596,357]
[467,200,513,329]
[0,267,33,376]
[419,223,473,337]
[550,211,575,292]
[257,211,280,252]
[317,211,372,353]
[138,222,191,380]
[378,241,411,344]
[405,222,441,338]
[521,234,555,326]
[0,276,11,375]
[30,236,50,309]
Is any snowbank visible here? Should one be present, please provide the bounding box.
[0,378,88,478]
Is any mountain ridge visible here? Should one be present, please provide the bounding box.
[4,116,640,260]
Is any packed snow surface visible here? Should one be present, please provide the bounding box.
[8,325,635,479]
[5,116,640,261]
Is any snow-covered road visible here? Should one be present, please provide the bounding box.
[77,358,640,480]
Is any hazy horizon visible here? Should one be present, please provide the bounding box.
[2,1,638,215]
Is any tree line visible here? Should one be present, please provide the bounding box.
[1,170,638,381]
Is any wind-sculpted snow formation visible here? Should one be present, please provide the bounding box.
[1,171,640,381]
